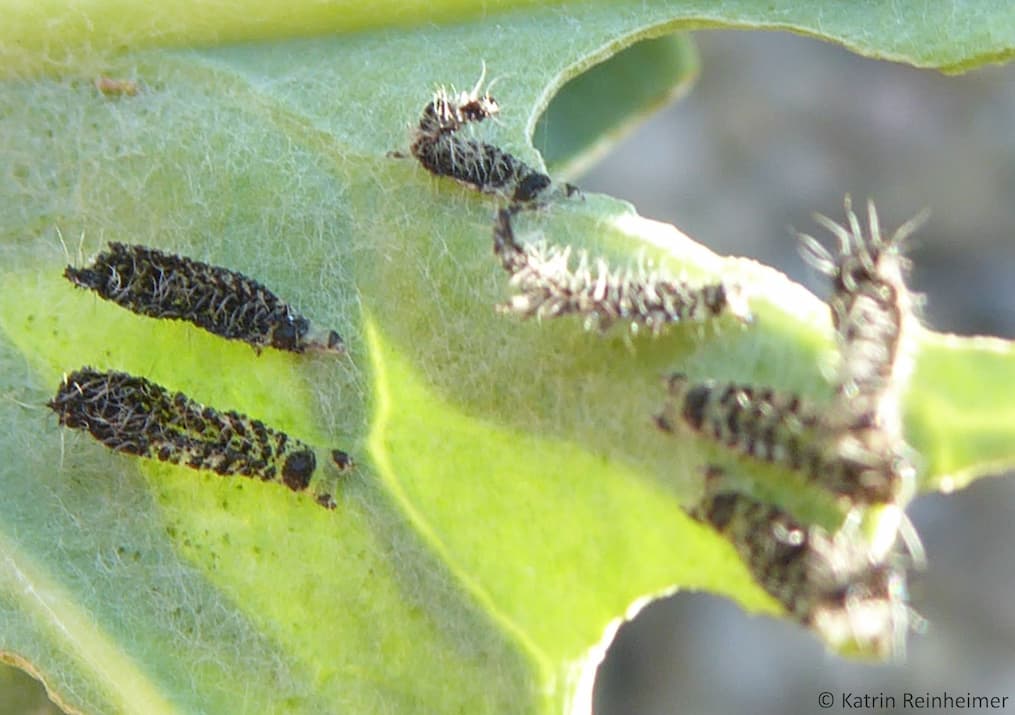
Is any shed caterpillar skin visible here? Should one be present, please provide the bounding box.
[798,197,927,436]
[65,243,344,355]
[406,72,575,203]
[493,208,751,333]
[48,367,345,506]
[656,374,914,505]
[690,469,915,659]
[94,76,140,97]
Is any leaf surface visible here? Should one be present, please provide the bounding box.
[1,3,1014,713]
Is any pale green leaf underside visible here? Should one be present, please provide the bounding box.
[3,0,1014,76]
[1,3,1014,714]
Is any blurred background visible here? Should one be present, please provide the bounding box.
[3,27,1014,715]
[587,30,1015,715]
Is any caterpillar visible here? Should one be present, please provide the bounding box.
[798,197,927,436]
[407,72,575,204]
[48,367,347,507]
[691,469,914,658]
[412,134,554,203]
[65,243,344,355]
[655,374,913,505]
[493,208,751,333]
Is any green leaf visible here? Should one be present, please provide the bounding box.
[2,2,1014,714]
[534,33,700,177]
[906,332,1015,492]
